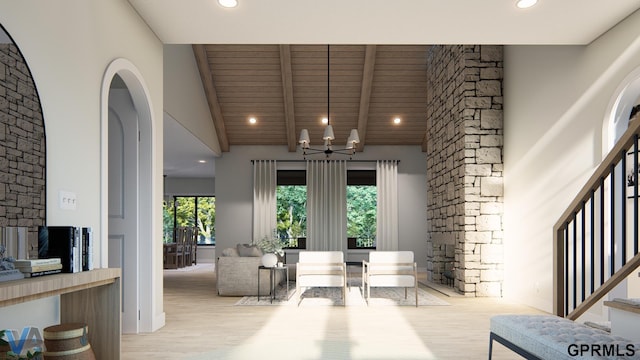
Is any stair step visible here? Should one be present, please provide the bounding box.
[611,298,640,307]
[603,298,640,342]
[604,298,640,314]
[583,321,611,333]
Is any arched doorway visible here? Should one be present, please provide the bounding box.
[101,59,158,333]
[602,66,640,303]
[605,66,640,150]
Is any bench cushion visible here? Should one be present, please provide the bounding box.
[491,315,640,360]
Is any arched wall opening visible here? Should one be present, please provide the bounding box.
[0,23,46,258]
[600,65,640,309]
[101,58,161,333]
[604,66,640,150]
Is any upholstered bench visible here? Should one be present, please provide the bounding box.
[489,314,640,360]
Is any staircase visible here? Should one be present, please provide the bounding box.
[553,117,640,323]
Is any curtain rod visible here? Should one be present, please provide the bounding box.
[250,160,400,164]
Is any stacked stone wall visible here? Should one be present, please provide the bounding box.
[425,45,466,284]
[426,45,503,296]
[461,45,504,296]
[0,43,46,258]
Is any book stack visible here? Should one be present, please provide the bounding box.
[14,258,63,278]
[38,226,93,273]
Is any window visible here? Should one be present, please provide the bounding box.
[162,199,175,243]
[347,170,377,249]
[162,196,216,245]
[274,168,378,249]
[277,170,306,248]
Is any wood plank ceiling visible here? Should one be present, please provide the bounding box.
[193,44,429,152]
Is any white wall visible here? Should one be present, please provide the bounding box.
[163,45,221,155]
[503,9,640,312]
[0,0,164,331]
[164,177,215,197]
[215,145,429,267]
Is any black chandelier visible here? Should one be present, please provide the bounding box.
[298,45,360,159]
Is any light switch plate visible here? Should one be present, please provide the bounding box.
[59,190,77,210]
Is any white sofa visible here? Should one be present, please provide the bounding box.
[216,244,285,296]
[363,251,418,306]
[296,251,347,306]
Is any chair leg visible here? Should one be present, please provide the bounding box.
[343,283,347,306]
[415,276,419,307]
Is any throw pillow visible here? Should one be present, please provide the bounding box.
[220,247,239,257]
[236,244,262,257]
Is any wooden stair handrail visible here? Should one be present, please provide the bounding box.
[566,252,640,320]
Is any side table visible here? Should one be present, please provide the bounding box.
[257,265,289,303]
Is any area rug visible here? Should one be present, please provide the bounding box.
[234,282,450,307]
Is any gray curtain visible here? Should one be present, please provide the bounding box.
[252,160,277,242]
[376,160,399,250]
[306,160,347,252]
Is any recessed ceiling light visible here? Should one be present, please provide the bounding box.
[198,160,207,164]
[218,0,238,8]
[516,0,537,9]
[393,117,401,124]
[322,117,329,124]
[249,117,257,124]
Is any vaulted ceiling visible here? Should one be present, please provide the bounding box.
[130,0,640,176]
[192,44,430,153]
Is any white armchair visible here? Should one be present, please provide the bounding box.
[363,251,418,307]
[296,251,347,306]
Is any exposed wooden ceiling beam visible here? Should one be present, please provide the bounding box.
[279,45,297,152]
[356,45,376,152]
[192,44,229,152]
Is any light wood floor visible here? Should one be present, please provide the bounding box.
[121,264,545,359]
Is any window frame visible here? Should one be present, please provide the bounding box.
[276,171,308,249]
[274,168,378,249]
[169,195,216,246]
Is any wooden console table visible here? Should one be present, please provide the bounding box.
[0,268,121,360]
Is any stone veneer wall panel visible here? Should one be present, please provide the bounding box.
[426,45,466,285]
[0,42,46,258]
[426,45,503,297]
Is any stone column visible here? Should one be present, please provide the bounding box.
[426,45,503,297]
